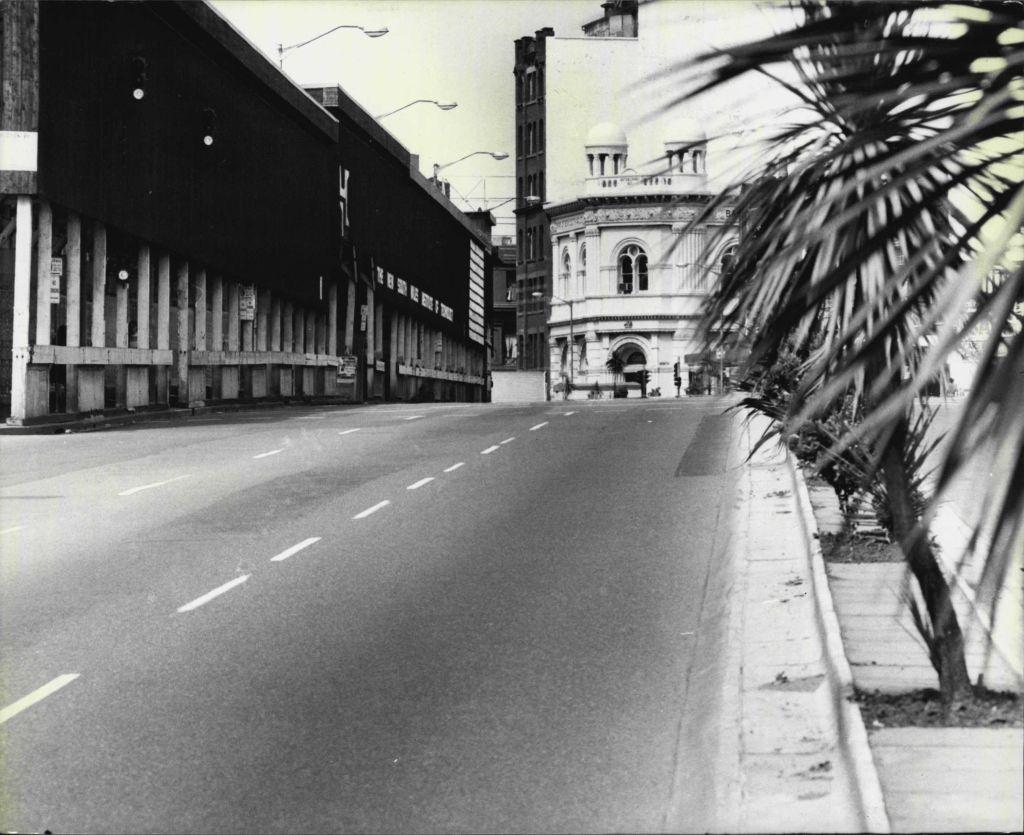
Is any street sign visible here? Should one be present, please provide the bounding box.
[239,284,256,321]
[715,348,725,360]
[48,257,62,304]
[360,304,368,332]
[374,359,385,373]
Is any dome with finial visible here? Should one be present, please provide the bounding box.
[666,116,707,145]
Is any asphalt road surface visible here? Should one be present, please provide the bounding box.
[0,397,743,834]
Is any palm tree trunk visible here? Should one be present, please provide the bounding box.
[880,417,973,704]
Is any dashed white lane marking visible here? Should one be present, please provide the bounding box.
[403,415,424,421]
[119,474,190,497]
[353,500,390,519]
[500,437,515,445]
[296,415,326,420]
[407,477,435,490]
[0,525,25,535]
[253,448,284,459]
[481,445,500,455]
[270,537,321,562]
[443,462,465,473]
[338,428,361,435]
[177,575,250,613]
[564,411,576,416]
[529,422,548,431]
[0,674,80,725]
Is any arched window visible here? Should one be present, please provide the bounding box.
[577,243,586,296]
[618,244,648,294]
[560,248,572,297]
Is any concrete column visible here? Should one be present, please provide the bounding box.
[194,268,207,350]
[365,285,375,365]
[175,260,190,404]
[127,243,152,408]
[270,296,282,352]
[157,253,171,349]
[222,281,241,400]
[283,301,294,352]
[34,200,53,346]
[136,245,151,349]
[227,283,240,350]
[397,314,406,363]
[210,276,223,351]
[312,309,324,354]
[256,288,270,351]
[343,276,356,353]
[10,197,44,419]
[303,307,316,395]
[328,281,338,356]
[389,313,399,396]
[65,213,82,412]
[294,307,305,353]
[115,276,129,348]
[91,222,107,347]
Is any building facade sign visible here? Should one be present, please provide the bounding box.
[240,285,256,321]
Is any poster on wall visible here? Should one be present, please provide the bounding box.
[336,355,358,381]
[240,285,256,321]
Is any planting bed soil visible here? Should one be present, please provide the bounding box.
[820,531,903,563]
[855,687,1024,728]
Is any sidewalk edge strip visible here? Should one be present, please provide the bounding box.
[786,453,892,835]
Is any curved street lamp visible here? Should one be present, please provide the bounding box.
[432,150,508,180]
[533,291,574,393]
[376,99,458,119]
[278,24,389,68]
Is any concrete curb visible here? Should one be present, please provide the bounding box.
[785,452,892,834]
[0,397,358,434]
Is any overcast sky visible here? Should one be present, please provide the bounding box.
[212,1,607,233]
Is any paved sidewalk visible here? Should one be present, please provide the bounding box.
[806,480,1024,832]
[717,423,887,832]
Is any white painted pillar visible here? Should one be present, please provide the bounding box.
[115,276,129,347]
[294,307,305,353]
[65,213,82,412]
[256,288,270,351]
[34,200,53,346]
[9,197,35,419]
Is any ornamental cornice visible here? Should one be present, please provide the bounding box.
[549,203,706,236]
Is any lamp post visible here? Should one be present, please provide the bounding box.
[277,24,388,68]
[376,99,457,119]
[533,291,573,394]
[432,150,508,182]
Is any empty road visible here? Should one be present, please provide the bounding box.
[1,398,743,833]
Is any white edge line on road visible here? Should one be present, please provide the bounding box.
[353,500,391,519]
[407,477,435,490]
[177,574,250,613]
[0,525,25,535]
[119,474,190,497]
[443,462,465,473]
[295,415,326,420]
[270,537,322,562]
[0,674,80,724]
[403,415,424,421]
[338,428,361,435]
[500,437,516,445]
[529,422,548,431]
[564,411,576,416]
[481,445,500,455]
[253,448,284,459]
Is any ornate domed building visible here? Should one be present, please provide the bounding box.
[545,121,737,397]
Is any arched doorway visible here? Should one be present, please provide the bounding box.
[609,342,648,397]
